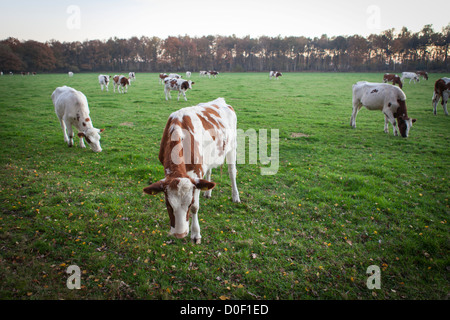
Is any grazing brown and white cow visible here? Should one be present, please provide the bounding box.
[416,71,428,81]
[52,86,104,152]
[269,71,282,80]
[98,74,111,92]
[164,78,195,101]
[432,77,450,116]
[199,71,208,77]
[351,81,416,137]
[383,73,403,89]
[208,71,219,78]
[143,98,240,243]
[113,75,131,93]
[159,73,169,84]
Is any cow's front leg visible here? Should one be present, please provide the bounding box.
[79,131,86,148]
[59,118,70,145]
[384,115,390,133]
[383,109,398,136]
[443,94,449,116]
[66,124,74,147]
[190,190,201,244]
[182,91,187,101]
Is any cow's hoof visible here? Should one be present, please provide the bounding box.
[192,238,201,245]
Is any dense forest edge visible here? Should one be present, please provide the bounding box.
[1,24,449,73]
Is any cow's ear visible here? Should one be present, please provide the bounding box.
[412,118,417,123]
[143,181,165,195]
[77,132,85,138]
[99,129,105,133]
[195,179,216,191]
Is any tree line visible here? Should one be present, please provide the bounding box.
[1,24,449,74]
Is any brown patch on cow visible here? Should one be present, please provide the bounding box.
[180,81,189,91]
[227,105,235,112]
[182,115,195,133]
[113,75,119,83]
[76,114,80,121]
[85,118,90,122]
[290,132,309,138]
[434,79,450,105]
[82,122,86,127]
[120,77,129,86]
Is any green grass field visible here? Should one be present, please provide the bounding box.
[0,72,448,300]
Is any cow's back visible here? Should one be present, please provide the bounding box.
[52,86,88,118]
[159,98,237,175]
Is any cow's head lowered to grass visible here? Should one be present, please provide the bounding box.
[142,97,240,244]
[144,177,215,239]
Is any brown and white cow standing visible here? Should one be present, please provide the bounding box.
[208,71,219,78]
[416,71,429,81]
[159,73,168,84]
[383,73,403,89]
[432,77,450,116]
[143,97,240,243]
[164,78,195,101]
[269,71,282,80]
[351,81,416,137]
[113,75,131,93]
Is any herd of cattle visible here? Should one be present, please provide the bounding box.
[17,69,450,242]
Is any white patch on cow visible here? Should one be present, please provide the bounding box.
[166,178,194,238]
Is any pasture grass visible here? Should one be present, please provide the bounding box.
[0,72,448,300]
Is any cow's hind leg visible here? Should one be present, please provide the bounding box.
[350,99,362,128]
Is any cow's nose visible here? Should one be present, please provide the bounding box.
[174,231,188,239]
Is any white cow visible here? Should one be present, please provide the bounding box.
[52,86,104,152]
[129,72,136,81]
[98,74,111,92]
[143,97,240,243]
[432,77,450,116]
[169,73,182,79]
[351,81,416,137]
[401,72,420,84]
[68,72,74,77]
[186,71,192,78]
[164,78,195,101]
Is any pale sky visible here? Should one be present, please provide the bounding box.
[1,0,449,42]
